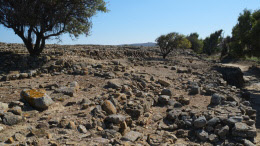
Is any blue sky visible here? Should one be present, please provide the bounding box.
[0,0,259,45]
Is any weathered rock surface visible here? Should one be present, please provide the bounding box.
[20,89,54,110]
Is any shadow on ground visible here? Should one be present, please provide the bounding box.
[0,51,47,74]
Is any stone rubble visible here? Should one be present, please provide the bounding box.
[0,43,259,145]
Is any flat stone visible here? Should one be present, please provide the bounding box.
[121,131,142,142]
[232,122,256,138]
[105,114,126,124]
[107,79,125,89]
[158,79,170,87]
[2,112,23,126]
[227,116,243,124]
[55,87,76,97]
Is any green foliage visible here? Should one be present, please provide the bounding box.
[229,9,260,58]
[156,32,191,59]
[221,36,231,58]
[0,0,108,56]
[202,30,223,55]
[186,33,203,53]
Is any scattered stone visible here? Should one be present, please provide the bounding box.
[148,134,163,145]
[77,125,87,133]
[55,87,76,97]
[0,102,8,110]
[121,131,142,142]
[161,89,173,96]
[244,139,255,146]
[2,112,23,126]
[194,116,207,128]
[158,95,170,105]
[8,106,22,115]
[218,125,229,139]
[67,121,76,129]
[6,137,14,144]
[207,117,220,126]
[107,79,124,89]
[158,79,170,87]
[196,129,208,141]
[69,81,80,91]
[227,116,243,125]
[0,125,4,132]
[102,100,117,115]
[189,85,200,95]
[210,93,223,105]
[209,134,219,143]
[105,114,126,124]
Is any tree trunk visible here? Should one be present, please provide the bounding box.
[163,54,167,59]
[27,35,45,57]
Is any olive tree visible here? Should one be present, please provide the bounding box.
[156,32,191,59]
[0,0,108,56]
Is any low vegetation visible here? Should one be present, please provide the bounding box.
[156,32,191,59]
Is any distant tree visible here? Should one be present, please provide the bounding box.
[156,32,191,59]
[230,9,260,57]
[202,30,223,55]
[186,32,203,53]
[0,0,108,56]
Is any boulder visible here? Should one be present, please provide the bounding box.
[215,66,245,88]
[21,89,54,110]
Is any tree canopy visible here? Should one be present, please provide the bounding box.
[156,32,191,59]
[186,33,203,53]
[230,9,260,57]
[0,0,108,56]
[202,30,223,55]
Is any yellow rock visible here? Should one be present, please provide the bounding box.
[20,89,54,110]
[6,137,14,144]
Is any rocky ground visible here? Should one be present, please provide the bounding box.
[0,43,259,146]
